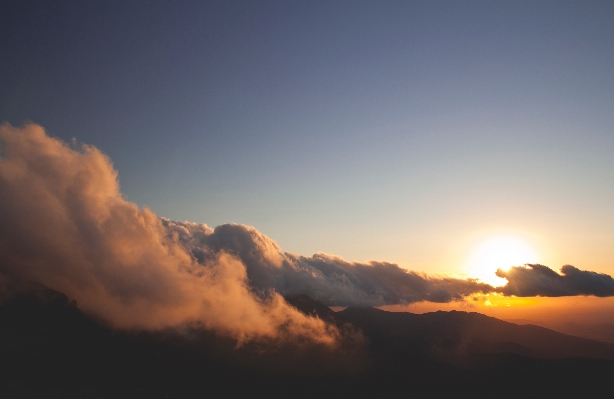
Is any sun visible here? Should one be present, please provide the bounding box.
[467,236,539,287]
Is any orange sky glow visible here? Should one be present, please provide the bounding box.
[380,295,614,325]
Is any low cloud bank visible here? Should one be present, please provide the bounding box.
[1,124,612,343]
[497,264,614,297]
[166,220,494,306]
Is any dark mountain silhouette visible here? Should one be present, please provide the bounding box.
[508,318,614,344]
[1,286,614,398]
[338,306,614,360]
[285,294,349,326]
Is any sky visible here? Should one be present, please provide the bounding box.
[1,1,614,324]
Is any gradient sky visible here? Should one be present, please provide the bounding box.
[2,0,613,284]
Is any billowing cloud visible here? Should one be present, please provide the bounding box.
[166,219,495,306]
[497,264,614,297]
[0,123,336,344]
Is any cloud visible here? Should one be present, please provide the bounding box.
[0,124,495,334]
[0,123,336,344]
[164,220,495,307]
[496,264,614,297]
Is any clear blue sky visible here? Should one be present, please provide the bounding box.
[2,1,613,275]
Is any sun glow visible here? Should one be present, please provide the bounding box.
[468,236,539,287]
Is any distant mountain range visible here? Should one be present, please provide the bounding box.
[339,306,614,360]
[2,288,613,398]
[506,318,614,344]
[287,293,614,360]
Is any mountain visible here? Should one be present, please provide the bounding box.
[1,287,614,398]
[338,306,614,361]
[285,294,350,327]
[507,318,614,344]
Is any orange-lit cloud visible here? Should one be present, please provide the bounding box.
[0,123,336,344]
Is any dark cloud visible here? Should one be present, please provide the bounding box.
[497,264,614,297]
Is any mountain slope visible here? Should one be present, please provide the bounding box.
[339,306,614,360]
[2,287,614,398]
[507,318,614,344]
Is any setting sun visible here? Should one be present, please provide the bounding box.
[468,236,539,286]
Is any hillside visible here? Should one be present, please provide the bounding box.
[1,287,614,398]
[339,306,614,360]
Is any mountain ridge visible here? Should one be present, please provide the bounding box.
[337,305,614,361]
[2,285,614,398]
